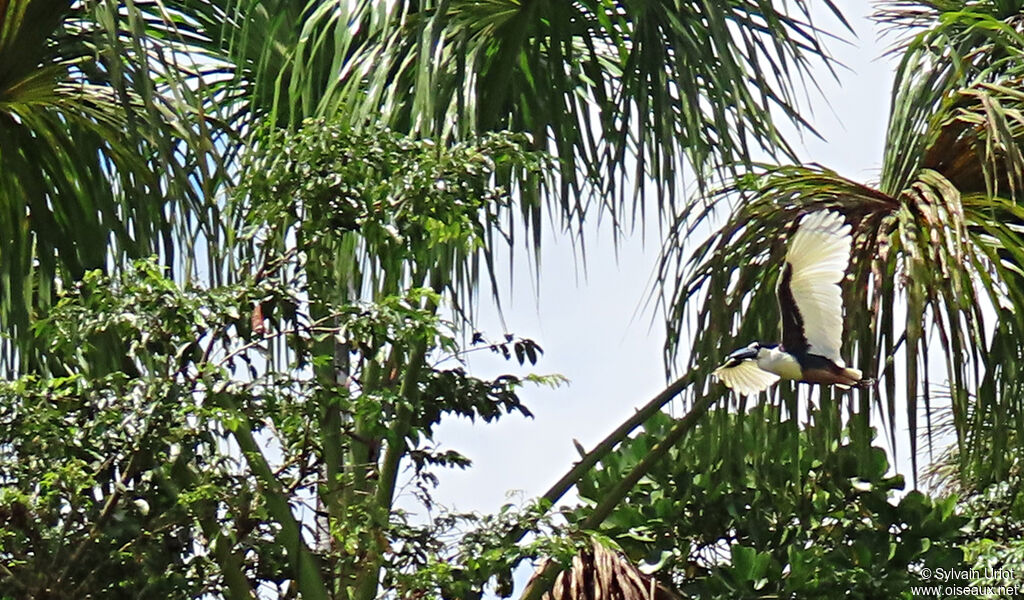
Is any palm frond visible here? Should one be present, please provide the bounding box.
[921,82,1024,196]
[0,0,230,373]
[878,1,1024,194]
[663,148,1024,483]
[220,0,847,239]
[658,2,1024,485]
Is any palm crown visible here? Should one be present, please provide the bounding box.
[661,1,1024,485]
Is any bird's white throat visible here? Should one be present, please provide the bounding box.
[756,347,803,380]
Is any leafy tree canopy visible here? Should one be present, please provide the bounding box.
[569,408,966,599]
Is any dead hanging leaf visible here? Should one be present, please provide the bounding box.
[251,303,265,336]
[528,541,683,600]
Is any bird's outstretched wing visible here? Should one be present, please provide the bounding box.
[712,361,780,395]
[777,210,851,363]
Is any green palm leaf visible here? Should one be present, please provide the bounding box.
[0,0,227,373]
[213,0,846,241]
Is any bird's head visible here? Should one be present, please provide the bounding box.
[721,342,782,367]
[722,342,762,367]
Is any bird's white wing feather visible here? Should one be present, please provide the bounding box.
[713,361,780,395]
[784,211,851,363]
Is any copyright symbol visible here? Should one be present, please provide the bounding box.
[921,568,932,579]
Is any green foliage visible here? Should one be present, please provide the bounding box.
[0,242,549,598]
[957,478,1024,594]
[238,122,551,308]
[212,0,845,233]
[0,0,227,373]
[0,125,564,600]
[570,408,967,599]
[13,1,1024,599]
[386,500,585,600]
[876,0,1024,196]
[0,262,265,598]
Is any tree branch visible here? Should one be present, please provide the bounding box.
[520,382,714,600]
[539,371,698,508]
[223,399,330,600]
[497,369,698,556]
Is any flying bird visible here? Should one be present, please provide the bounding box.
[713,210,866,395]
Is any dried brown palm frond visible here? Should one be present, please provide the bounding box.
[527,541,683,600]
